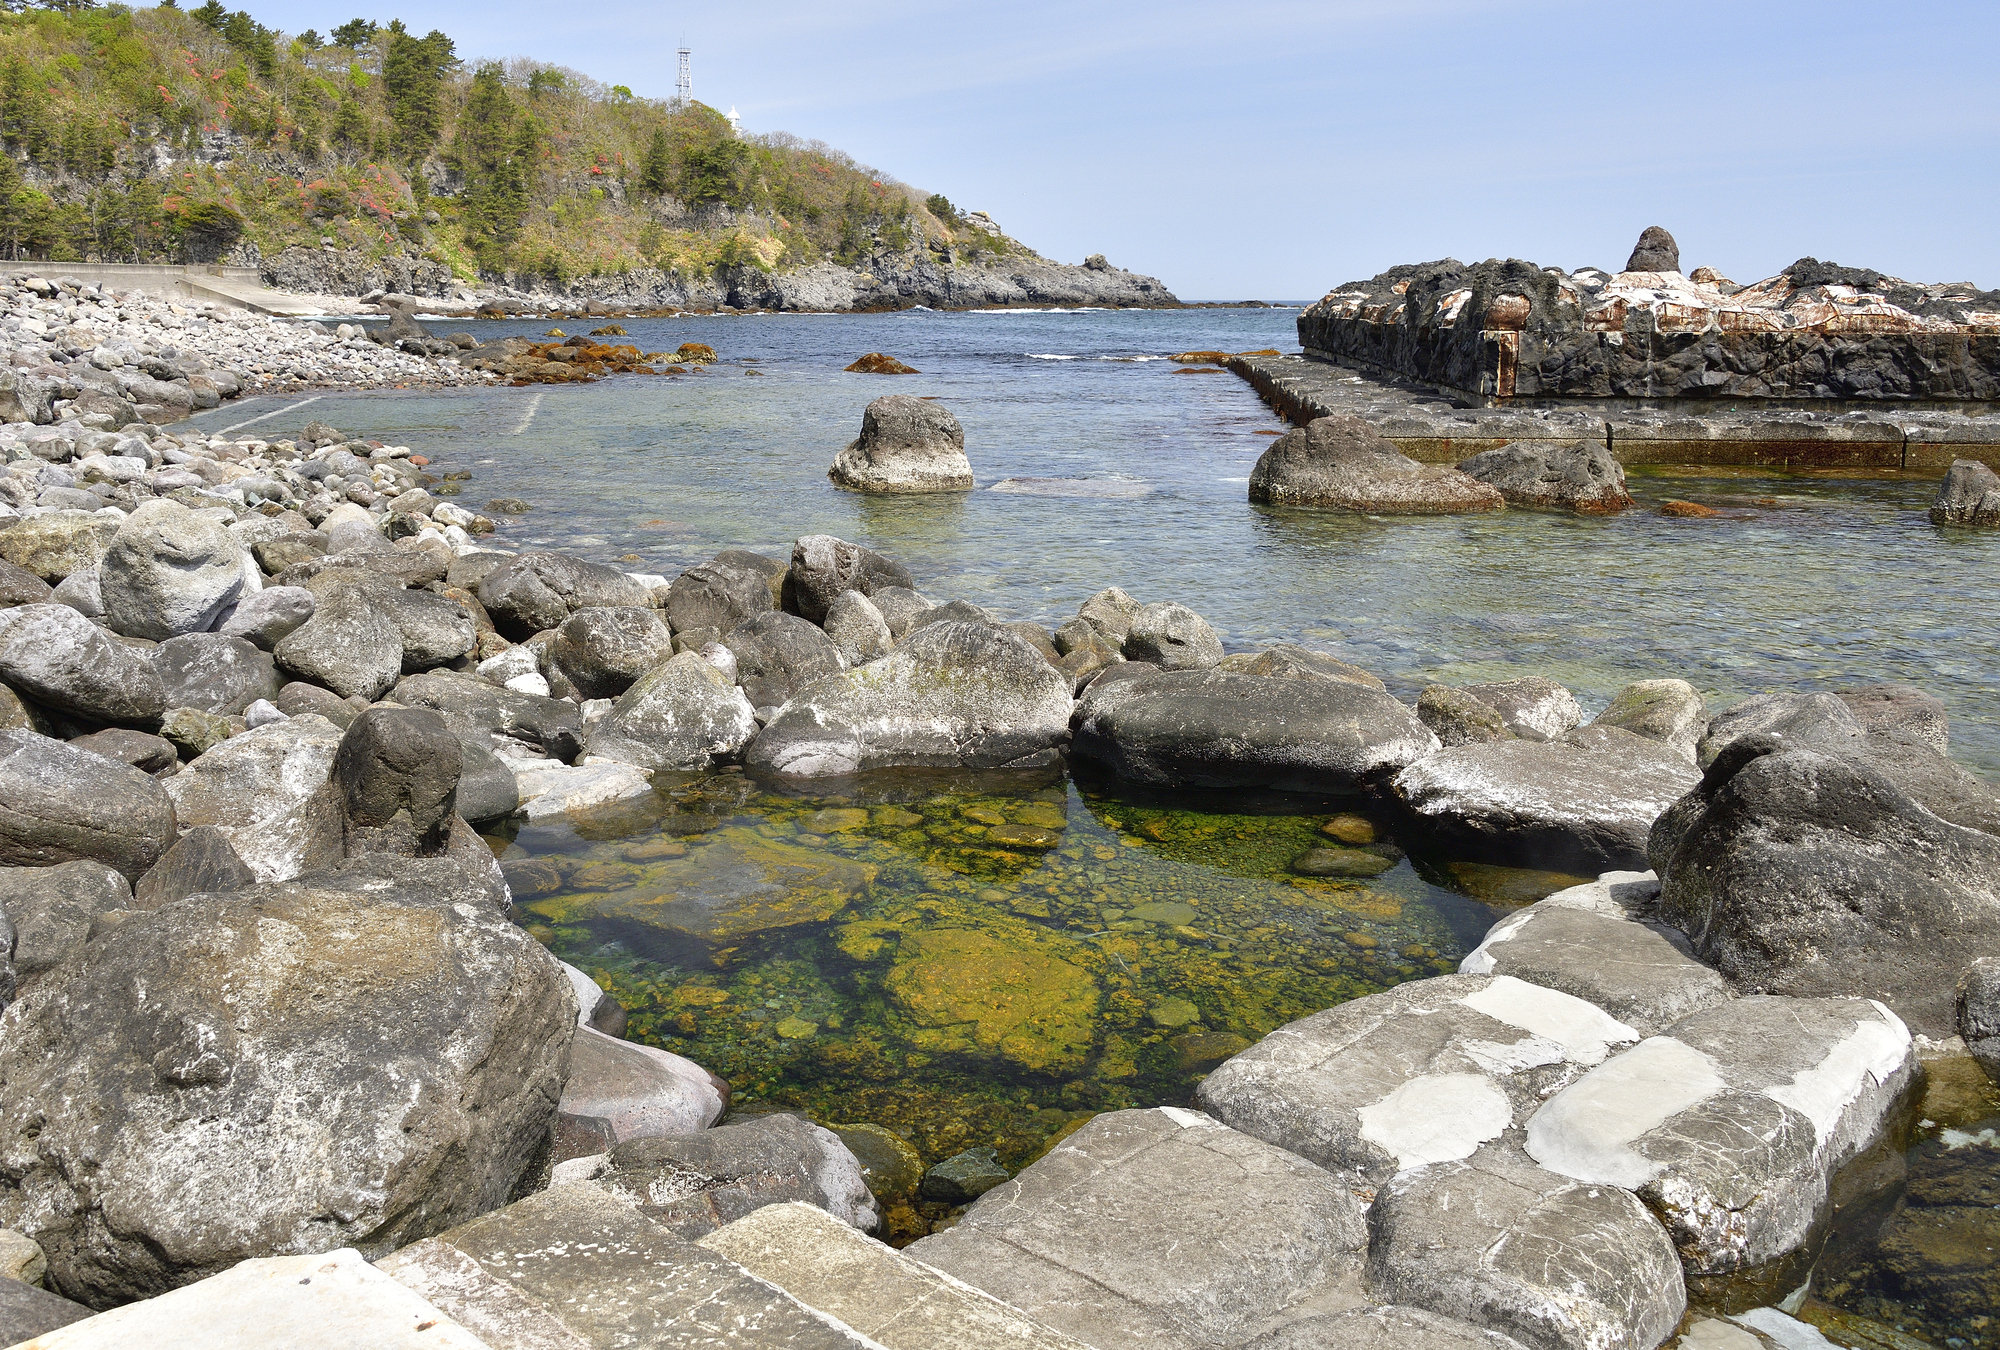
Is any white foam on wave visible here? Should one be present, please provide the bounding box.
[1025,353,1081,361]
[971,306,1111,314]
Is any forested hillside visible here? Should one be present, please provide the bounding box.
[0,1,1014,290]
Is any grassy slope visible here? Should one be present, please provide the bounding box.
[0,4,1013,287]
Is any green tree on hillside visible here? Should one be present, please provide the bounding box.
[639,126,671,196]
[453,63,533,262]
[381,20,455,158]
[330,17,377,48]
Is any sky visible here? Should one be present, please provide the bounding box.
[248,0,2000,301]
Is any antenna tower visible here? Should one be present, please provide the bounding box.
[675,49,691,106]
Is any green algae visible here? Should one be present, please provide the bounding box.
[505,769,1504,1188]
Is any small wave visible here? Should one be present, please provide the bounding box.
[1025,353,1081,361]
[970,306,1112,314]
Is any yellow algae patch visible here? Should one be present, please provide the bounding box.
[575,829,875,944]
[884,924,1100,1074]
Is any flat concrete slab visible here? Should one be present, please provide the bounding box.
[700,1201,1088,1350]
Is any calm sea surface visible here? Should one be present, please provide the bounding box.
[180,308,2000,1327]
[195,305,2000,772]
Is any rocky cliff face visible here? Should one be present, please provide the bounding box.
[1299,239,2000,403]
[263,242,1177,313]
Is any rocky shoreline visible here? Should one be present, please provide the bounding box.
[0,283,1992,1349]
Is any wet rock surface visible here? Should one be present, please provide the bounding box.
[1249,414,1505,513]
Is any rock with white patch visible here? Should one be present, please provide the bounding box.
[511,758,654,821]
[1460,871,1730,1034]
[1366,1140,1685,1350]
[163,716,343,878]
[97,500,245,640]
[908,1107,1368,1350]
[747,620,1072,777]
[1457,678,1583,741]
[1243,1304,1531,1350]
[1197,974,1638,1184]
[1393,726,1699,873]
[1524,995,1914,1274]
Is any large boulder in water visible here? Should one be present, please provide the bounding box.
[1930,459,2000,526]
[0,729,176,879]
[1651,735,2000,1037]
[829,395,974,494]
[783,535,914,625]
[476,551,652,640]
[0,871,575,1306]
[97,500,246,640]
[585,651,758,771]
[0,603,166,726]
[1248,415,1504,514]
[1072,665,1436,794]
[747,620,1072,777]
[1455,440,1632,514]
[1391,725,1700,873]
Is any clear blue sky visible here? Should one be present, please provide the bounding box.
[252,0,1998,301]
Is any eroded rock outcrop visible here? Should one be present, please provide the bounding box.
[828,395,973,494]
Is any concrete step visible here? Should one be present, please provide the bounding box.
[8,1248,490,1349]
[698,1202,1090,1350]
[379,1181,878,1349]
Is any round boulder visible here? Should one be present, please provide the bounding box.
[98,500,246,640]
[829,395,973,494]
[1455,440,1632,514]
[551,606,673,700]
[584,651,758,771]
[1249,416,1504,514]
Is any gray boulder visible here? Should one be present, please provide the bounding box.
[1928,457,2000,526]
[272,588,402,701]
[1077,586,1142,644]
[723,610,846,711]
[1624,225,1680,273]
[0,860,131,992]
[908,1108,1367,1350]
[98,500,245,640]
[132,825,256,909]
[1245,1306,1529,1350]
[820,589,892,667]
[1367,1141,1685,1350]
[162,715,343,835]
[0,1275,90,1342]
[392,670,584,762]
[65,728,176,774]
[585,651,758,771]
[455,735,519,825]
[0,603,167,726]
[554,1026,727,1163]
[866,585,932,640]
[1457,440,1631,513]
[1249,415,1505,514]
[578,1112,877,1239]
[1392,726,1699,873]
[0,512,119,583]
[1651,737,2000,1037]
[332,706,462,857]
[1458,677,1582,741]
[1197,974,1639,1184]
[1417,685,1513,746]
[747,621,1072,777]
[829,394,974,493]
[663,549,783,636]
[551,606,672,699]
[370,584,477,673]
[1215,643,1385,688]
[1590,678,1706,763]
[783,535,914,625]
[476,551,652,640]
[0,729,176,879]
[1459,871,1728,1035]
[1122,601,1222,670]
[216,585,316,649]
[1836,683,1948,753]
[151,633,283,716]
[1960,957,2000,1081]
[1526,996,1913,1275]
[0,559,53,608]
[1073,666,1437,794]
[0,873,574,1305]
[49,565,103,617]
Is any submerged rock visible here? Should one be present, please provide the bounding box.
[884,922,1100,1074]
[1074,666,1436,795]
[748,621,1073,777]
[1456,440,1632,514]
[1248,415,1504,514]
[829,394,973,493]
[0,873,574,1306]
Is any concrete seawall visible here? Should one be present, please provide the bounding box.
[18,262,329,316]
[1226,352,2000,470]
